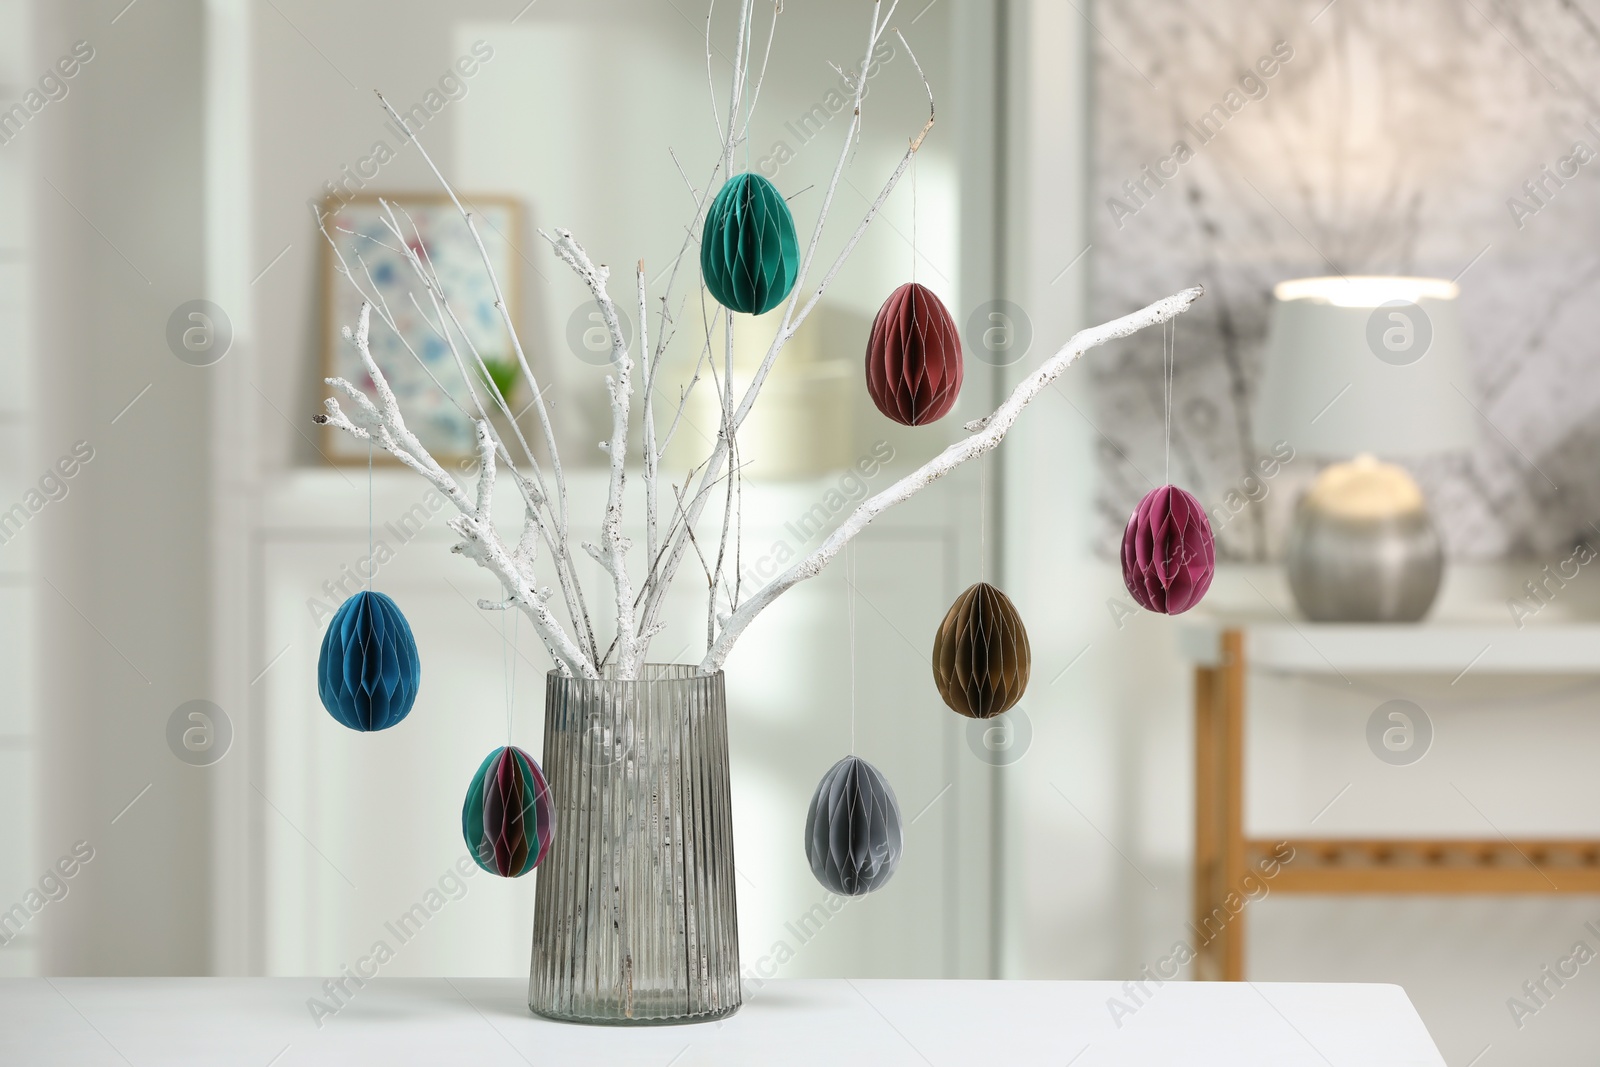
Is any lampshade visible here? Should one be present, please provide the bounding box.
[1253,276,1476,459]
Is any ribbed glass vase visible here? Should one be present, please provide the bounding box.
[529,664,741,1024]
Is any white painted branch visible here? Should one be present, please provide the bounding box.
[638,263,661,625]
[629,152,717,665]
[699,285,1207,671]
[722,0,755,174]
[703,0,723,148]
[447,501,594,678]
[473,421,496,523]
[654,307,719,463]
[739,0,781,141]
[316,304,597,678]
[652,152,717,369]
[542,228,640,674]
[710,299,736,649]
[513,506,541,581]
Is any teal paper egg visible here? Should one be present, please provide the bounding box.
[317,590,420,732]
[700,173,800,315]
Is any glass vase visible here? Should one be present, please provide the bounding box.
[529,664,741,1024]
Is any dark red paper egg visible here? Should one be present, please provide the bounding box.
[1121,485,1215,615]
[864,282,963,425]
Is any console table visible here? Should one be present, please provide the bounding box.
[0,977,1443,1065]
[1180,614,1600,981]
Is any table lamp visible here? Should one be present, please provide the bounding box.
[1254,276,1476,622]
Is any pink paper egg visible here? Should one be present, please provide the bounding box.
[1121,485,1215,615]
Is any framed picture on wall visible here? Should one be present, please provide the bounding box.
[320,193,524,464]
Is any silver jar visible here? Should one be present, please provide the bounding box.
[1285,456,1443,623]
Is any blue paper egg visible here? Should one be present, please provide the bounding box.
[317,590,420,731]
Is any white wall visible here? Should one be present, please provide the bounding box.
[31,0,214,974]
[0,0,39,980]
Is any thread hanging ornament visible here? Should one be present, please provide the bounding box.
[864,282,964,426]
[700,173,800,315]
[804,755,904,896]
[462,745,555,878]
[932,581,1031,719]
[1120,320,1215,615]
[317,589,421,732]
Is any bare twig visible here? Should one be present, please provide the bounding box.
[541,229,639,673]
[638,262,661,621]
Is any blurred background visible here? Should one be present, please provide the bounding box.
[2,1,1598,1063]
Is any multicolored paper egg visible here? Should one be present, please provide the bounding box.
[865,282,963,425]
[1121,485,1216,615]
[804,755,903,896]
[700,173,800,315]
[462,745,554,878]
[317,590,421,732]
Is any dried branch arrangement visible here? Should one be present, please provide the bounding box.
[312,0,1203,681]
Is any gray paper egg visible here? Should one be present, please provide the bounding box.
[804,756,903,896]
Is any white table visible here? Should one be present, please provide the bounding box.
[0,978,1443,1065]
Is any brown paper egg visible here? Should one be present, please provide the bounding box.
[865,282,963,425]
[932,582,1031,719]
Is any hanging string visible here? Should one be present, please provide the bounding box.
[498,594,522,745]
[739,4,754,173]
[911,151,918,283]
[1163,318,1174,487]
[848,541,857,755]
[367,440,374,591]
[500,597,511,743]
[979,453,987,582]
[508,611,519,745]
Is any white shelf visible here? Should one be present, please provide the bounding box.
[1178,614,1600,674]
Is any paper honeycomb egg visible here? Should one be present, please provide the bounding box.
[462,745,555,878]
[932,581,1031,719]
[865,282,964,426]
[804,755,903,896]
[317,590,421,732]
[700,173,800,315]
[1121,484,1216,615]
